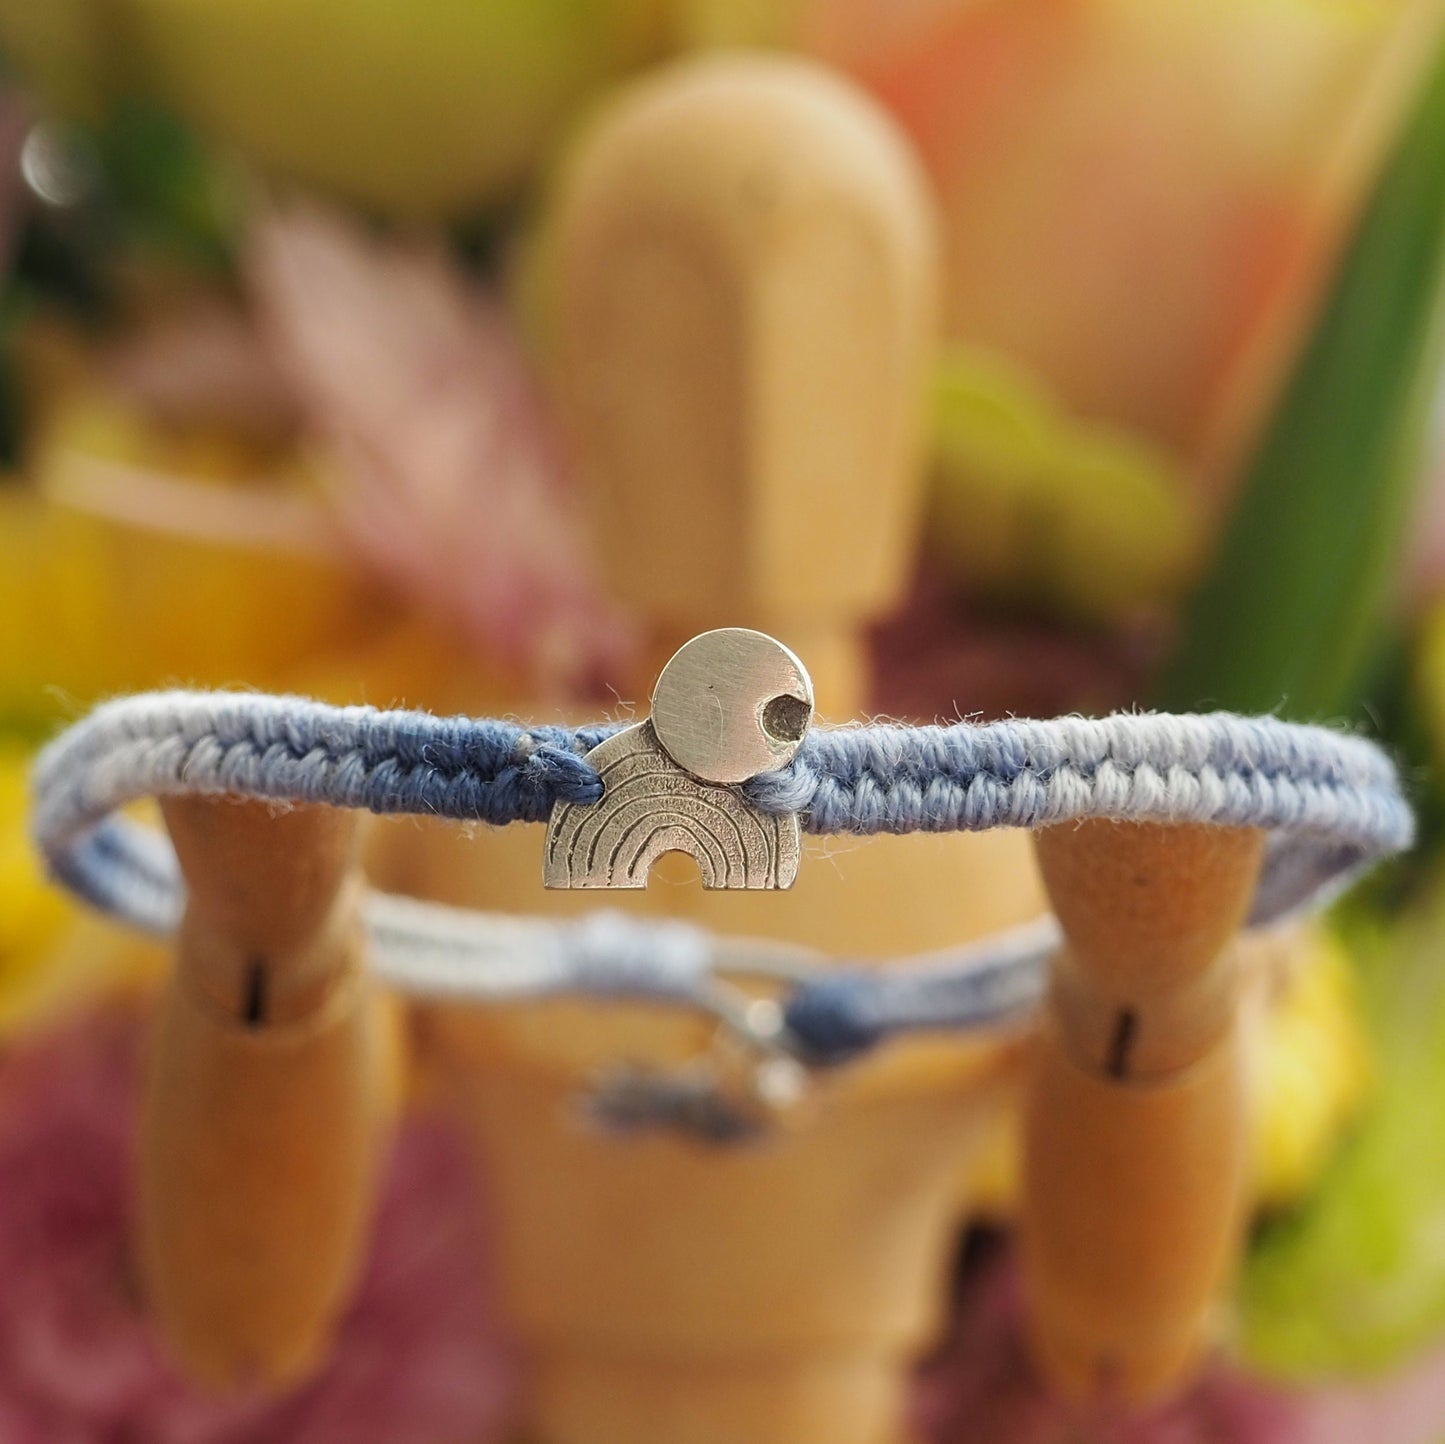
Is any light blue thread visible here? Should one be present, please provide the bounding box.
[29,691,1413,1061]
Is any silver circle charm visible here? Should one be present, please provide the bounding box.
[650,629,814,785]
[544,627,812,890]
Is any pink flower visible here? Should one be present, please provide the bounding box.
[245,200,633,695]
[912,1236,1445,1444]
[0,1002,516,1443]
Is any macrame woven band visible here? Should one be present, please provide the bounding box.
[30,691,1414,1060]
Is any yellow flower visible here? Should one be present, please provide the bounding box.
[0,390,373,719]
[0,743,168,1037]
[1250,929,1373,1212]
[0,745,70,1029]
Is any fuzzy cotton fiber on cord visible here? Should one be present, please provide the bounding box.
[30,691,1414,1062]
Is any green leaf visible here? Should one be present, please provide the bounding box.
[1155,35,1445,719]
[1238,891,1445,1377]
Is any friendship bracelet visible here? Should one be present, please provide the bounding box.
[30,629,1413,1071]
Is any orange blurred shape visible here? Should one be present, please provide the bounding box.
[784,0,1445,514]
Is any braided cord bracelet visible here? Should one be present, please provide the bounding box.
[31,682,1413,1063]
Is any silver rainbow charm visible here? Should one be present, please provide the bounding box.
[543,628,813,889]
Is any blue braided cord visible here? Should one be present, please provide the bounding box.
[34,691,1411,923]
[780,919,1057,1061]
[751,712,1405,846]
[369,895,1056,1062]
[30,691,1413,1056]
[31,691,608,935]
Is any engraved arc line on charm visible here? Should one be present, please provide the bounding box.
[556,732,749,875]
[543,725,801,889]
[543,630,813,890]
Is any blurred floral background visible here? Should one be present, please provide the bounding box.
[2,1,1445,1441]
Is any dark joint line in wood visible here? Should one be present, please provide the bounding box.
[243,958,269,1028]
[1105,1008,1138,1080]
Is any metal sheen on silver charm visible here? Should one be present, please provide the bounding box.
[544,629,813,889]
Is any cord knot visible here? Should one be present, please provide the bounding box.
[524,743,604,807]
